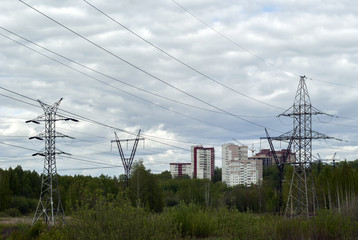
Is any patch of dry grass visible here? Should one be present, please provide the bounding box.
[0,216,32,225]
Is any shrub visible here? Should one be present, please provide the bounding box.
[215,208,266,240]
[168,202,217,238]
[310,210,358,240]
[51,194,181,240]
[4,208,21,217]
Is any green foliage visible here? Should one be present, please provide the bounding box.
[155,170,172,182]
[129,161,164,212]
[167,202,216,238]
[262,210,358,240]
[4,208,21,217]
[162,178,225,208]
[215,208,266,240]
[28,222,46,239]
[212,166,222,183]
[2,161,358,239]
[310,210,358,240]
[10,196,37,215]
[40,194,180,240]
[2,197,358,240]
[6,222,45,240]
[0,170,12,212]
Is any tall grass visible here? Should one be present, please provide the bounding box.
[40,194,181,240]
[167,202,217,238]
[5,197,358,239]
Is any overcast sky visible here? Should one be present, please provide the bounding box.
[1,0,358,177]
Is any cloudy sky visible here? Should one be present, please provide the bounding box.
[1,0,358,176]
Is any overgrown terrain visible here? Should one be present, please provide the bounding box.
[1,160,358,239]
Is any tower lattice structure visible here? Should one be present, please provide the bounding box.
[27,98,77,225]
[272,76,336,217]
[112,130,144,185]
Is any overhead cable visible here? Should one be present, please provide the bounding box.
[18,0,280,133]
[83,0,284,111]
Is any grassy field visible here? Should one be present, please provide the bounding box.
[1,200,358,240]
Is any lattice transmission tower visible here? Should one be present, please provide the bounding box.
[27,98,78,226]
[269,76,337,217]
[264,128,295,214]
[111,130,144,185]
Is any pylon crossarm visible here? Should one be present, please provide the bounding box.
[129,130,141,165]
[113,132,126,163]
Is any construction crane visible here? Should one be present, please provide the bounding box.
[250,143,255,157]
[232,138,244,146]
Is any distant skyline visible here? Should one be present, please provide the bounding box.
[1,0,358,176]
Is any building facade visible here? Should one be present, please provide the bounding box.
[191,146,215,179]
[222,143,262,187]
[169,163,192,178]
[253,149,295,167]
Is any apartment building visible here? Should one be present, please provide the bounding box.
[169,163,192,178]
[252,149,295,167]
[222,143,262,186]
[191,146,215,179]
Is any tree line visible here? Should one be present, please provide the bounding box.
[2,160,358,239]
[1,159,358,217]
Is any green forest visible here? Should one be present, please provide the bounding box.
[1,160,358,239]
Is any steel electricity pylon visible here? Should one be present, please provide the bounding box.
[274,76,338,217]
[264,128,295,214]
[27,98,78,226]
[111,130,144,185]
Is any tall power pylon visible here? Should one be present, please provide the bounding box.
[264,128,295,214]
[27,98,78,226]
[111,130,144,185]
[274,76,337,217]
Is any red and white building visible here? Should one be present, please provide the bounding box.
[251,149,295,167]
[169,163,191,178]
[191,146,215,179]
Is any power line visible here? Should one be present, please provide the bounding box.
[58,165,162,173]
[0,27,229,116]
[171,0,357,90]
[0,91,39,109]
[171,0,300,78]
[0,135,29,138]
[2,89,350,152]
[64,155,123,168]
[0,115,28,120]
[0,86,195,151]
[0,141,39,152]
[0,29,272,139]
[18,0,279,133]
[58,165,122,172]
[0,138,168,172]
[83,0,284,111]
[306,76,356,89]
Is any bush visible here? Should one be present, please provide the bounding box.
[310,210,358,240]
[48,193,181,240]
[4,208,21,217]
[215,208,266,240]
[28,222,46,239]
[263,210,358,240]
[168,202,217,238]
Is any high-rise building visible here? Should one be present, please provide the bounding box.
[191,146,215,179]
[222,143,262,187]
[169,163,191,178]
